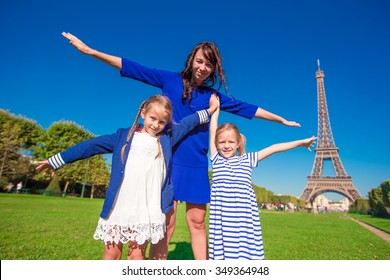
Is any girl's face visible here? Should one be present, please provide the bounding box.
[215,129,240,159]
[192,49,214,85]
[141,105,170,136]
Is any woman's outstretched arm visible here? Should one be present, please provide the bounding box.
[62,32,122,70]
[254,107,301,127]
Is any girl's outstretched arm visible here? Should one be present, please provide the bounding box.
[209,106,220,157]
[257,136,316,162]
[62,32,122,70]
[207,93,220,116]
[254,107,301,127]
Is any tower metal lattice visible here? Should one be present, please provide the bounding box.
[300,61,361,203]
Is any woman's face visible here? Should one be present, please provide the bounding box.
[191,49,214,85]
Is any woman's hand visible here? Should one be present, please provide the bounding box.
[62,32,94,55]
[282,119,301,127]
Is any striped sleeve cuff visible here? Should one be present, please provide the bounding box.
[197,110,210,124]
[48,153,66,170]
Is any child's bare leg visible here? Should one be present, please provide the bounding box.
[149,235,168,260]
[103,242,123,260]
[165,202,177,245]
[127,241,148,260]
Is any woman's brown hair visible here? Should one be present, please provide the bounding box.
[180,42,227,104]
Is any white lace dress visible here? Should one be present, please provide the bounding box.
[93,132,166,245]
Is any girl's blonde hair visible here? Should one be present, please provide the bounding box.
[215,122,246,156]
[120,95,173,163]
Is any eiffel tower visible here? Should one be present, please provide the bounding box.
[300,61,361,203]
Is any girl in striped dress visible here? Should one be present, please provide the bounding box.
[209,106,316,260]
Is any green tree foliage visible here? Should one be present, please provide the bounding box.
[0,110,43,183]
[349,198,370,214]
[380,180,390,209]
[295,199,307,208]
[1,109,110,195]
[253,184,266,201]
[279,195,295,205]
[16,116,44,151]
[32,121,93,159]
[253,184,274,203]
[0,121,22,181]
[33,121,110,195]
[368,187,388,217]
[270,195,281,204]
[33,121,93,184]
[45,174,62,196]
[85,156,110,198]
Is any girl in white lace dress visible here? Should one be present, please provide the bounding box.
[208,107,316,259]
[36,95,218,260]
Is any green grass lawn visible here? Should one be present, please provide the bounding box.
[1,193,389,260]
[347,213,390,233]
[260,210,389,259]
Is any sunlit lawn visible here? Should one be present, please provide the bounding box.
[347,212,390,233]
[0,193,389,260]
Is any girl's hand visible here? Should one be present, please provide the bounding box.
[208,93,220,115]
[301,136,317,151]
[62,32,94,55]
[35,160,55,177]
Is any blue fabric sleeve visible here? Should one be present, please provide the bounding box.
[120,58,177,88]
[170,112,202,147]
[219,93,258,119]
[59,131,120,165]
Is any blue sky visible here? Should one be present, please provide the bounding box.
[1,0,389,201]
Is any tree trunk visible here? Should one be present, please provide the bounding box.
[90,184,94,199]
[63,181,70,197]
[0,149,7,181]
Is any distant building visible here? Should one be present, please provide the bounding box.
[314,194,350,212]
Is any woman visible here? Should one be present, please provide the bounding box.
[62,32,300,259]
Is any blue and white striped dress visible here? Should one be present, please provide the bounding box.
[209,151,264,260]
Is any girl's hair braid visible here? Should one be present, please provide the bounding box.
[120,95,173,163]
[120,100,146,163]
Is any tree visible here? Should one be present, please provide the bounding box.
[86,157,110,198]
[0,121,22,181]
[349,198,370,214]
[270,195,281,205]
[45,174,62,196]
[253,184,274,203]
[33,121,94,183]
[381,180,390,209]
[33,121,110,196]
[0,109,44,184]
[368,187,388,217]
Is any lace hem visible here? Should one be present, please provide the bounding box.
[93,222,166,245]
